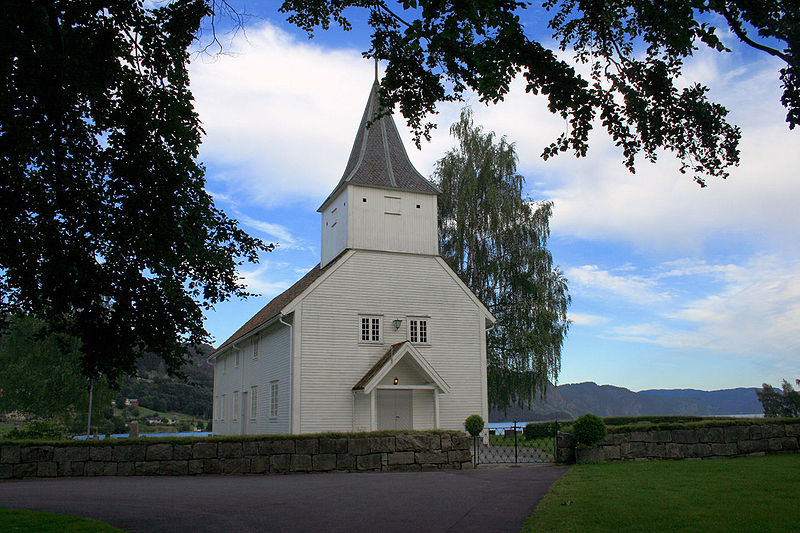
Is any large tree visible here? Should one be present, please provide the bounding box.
[0,1,270,382]
[282,0,798,186]
[435,108,570,409]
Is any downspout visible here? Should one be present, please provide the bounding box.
[278,313,294,433]
[352,391,356,432]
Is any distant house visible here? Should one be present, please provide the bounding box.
[125,398,138,407]
[209,78,495,436]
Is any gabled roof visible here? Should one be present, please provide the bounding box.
[353,341,450,394]
[318,80,440,212]
[211,250,349,357]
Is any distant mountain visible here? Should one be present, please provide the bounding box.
[490,381,762,422]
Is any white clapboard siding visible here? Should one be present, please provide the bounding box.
[297,249,488,433]
[353,392,371,432]
[212,322,292,435]
[412,389,435,430]
[347,185,438,257]
[320,190,348,267]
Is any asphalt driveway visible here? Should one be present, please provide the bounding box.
[0,465,566,532]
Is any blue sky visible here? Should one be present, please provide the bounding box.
[187,3,799,392]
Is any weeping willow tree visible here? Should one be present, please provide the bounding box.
[434,108,570,411]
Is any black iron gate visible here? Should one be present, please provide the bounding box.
[472,421,558,465]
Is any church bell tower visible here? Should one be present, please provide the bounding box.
[317,80,441,267]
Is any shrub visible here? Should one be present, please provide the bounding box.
[464,414,485,437]
[5,419,68,440]
[524,422,555,440]
[572,414,607,447]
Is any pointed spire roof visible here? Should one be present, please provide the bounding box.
[318,80,439,212]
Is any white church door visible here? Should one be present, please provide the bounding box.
[377,390,413,430]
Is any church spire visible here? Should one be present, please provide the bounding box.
[318,78,439,212]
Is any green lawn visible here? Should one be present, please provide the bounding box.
[0,508,124,532]
[0,423,14,437]
[524,454,800,532]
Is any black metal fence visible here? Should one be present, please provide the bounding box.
[472,421,558,465]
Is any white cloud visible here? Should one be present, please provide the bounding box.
[236,214,309,250]
[190,22,375,206]
[654,259,744,282]
[568,312,609,326]
[566,264,671,304]
[595,256,800,363]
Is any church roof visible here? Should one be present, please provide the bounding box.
[211,250,348,356]
[318,80,440,212]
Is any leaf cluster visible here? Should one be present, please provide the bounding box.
[0,1,271,381]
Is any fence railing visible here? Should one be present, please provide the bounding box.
[472,420,558,465]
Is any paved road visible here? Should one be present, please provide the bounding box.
[0,465,566,532]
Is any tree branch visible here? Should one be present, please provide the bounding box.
[719,4,790,64]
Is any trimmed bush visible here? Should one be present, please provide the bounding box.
[524,422,555,440]
[573,414,607,447]
[464,414,485,437]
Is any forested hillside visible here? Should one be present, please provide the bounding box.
[118,345,214,418]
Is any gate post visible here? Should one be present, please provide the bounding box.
[554,420,559,462]
[513,420,518,463]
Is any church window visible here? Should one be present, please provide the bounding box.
[221,394,226,421]
[233,391,239,420]
[250,386,258,419]
[409,318,429,344]
[270,380,279,418]
[360,316,381,342]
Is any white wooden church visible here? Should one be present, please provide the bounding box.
[209,79,495,435]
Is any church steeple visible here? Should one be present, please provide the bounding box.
[318,80,439,213]
[318,79,440,267]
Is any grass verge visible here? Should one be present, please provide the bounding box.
[524,454,800,532]
[0,508,125,532]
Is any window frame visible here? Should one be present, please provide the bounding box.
[252,335,259,360]
[270,380,279,419]
[233,391,239,421]
[250,386,258,420]
[408,317,430,345]
[359,315,383,343]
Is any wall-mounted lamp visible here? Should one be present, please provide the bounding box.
[393,377,399,385]
[392,319,402,330]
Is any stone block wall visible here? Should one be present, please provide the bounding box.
[0,432,472,479]
[556,421,800,464]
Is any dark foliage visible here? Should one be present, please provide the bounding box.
[524,421,557,440]
[0,0,270,383]
[572,413,607,446]
[464,414,485,436]
[757,379,800,417]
